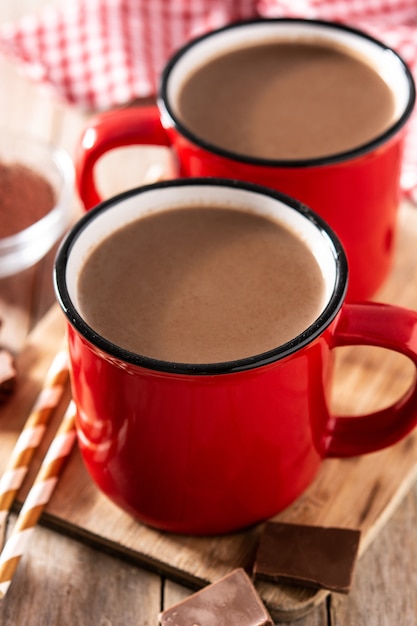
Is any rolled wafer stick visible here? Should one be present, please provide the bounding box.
[0,399,77,598]
[0,347,69,521]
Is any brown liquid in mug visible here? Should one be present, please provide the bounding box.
[77,206,325,363]
[176,41,395,160]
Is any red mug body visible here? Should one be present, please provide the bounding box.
[55,179,417,535]
[76,18,415,302]
[66,322,332,535]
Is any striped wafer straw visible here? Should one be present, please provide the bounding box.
[0,399,77,598]
[0,347,69,526]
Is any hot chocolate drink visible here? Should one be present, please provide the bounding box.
[77,205,325,363]
[176,40,395,160]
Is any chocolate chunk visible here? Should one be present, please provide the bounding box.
[253,521,361,594]
[0,349,17,402]
[159,568,273,625]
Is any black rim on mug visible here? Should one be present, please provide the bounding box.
[159,18,416,168]
[54,178,348,375]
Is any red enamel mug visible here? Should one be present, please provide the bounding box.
[54,179,417,535]
[75,18,415,302]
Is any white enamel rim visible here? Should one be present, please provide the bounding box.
[55,179,347,375]
[160,18,415,167]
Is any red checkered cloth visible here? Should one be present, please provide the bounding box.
[0,0,416,198]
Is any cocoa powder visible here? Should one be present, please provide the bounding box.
[0,161,56,238]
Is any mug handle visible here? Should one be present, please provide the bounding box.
[323,302,417,457]
[76,106,172,210]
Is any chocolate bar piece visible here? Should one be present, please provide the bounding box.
[254,521,361,594]
[159,568,273,625]
[0,349,16,402]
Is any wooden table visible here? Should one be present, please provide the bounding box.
[1,2,417,624]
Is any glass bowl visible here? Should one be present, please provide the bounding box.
[0,131,74,278]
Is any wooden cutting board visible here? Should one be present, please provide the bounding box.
[1,203,417,622]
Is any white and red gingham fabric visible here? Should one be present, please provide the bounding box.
[0,0,416,198]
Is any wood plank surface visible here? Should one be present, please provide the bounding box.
[1,2,417,624]
[330,486,417,626]
[0,513,162,626]
[0,202,416,622]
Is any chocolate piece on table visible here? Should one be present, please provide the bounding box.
[253,521,361,594]
[159,568,273,626]
[0,349,17,402]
